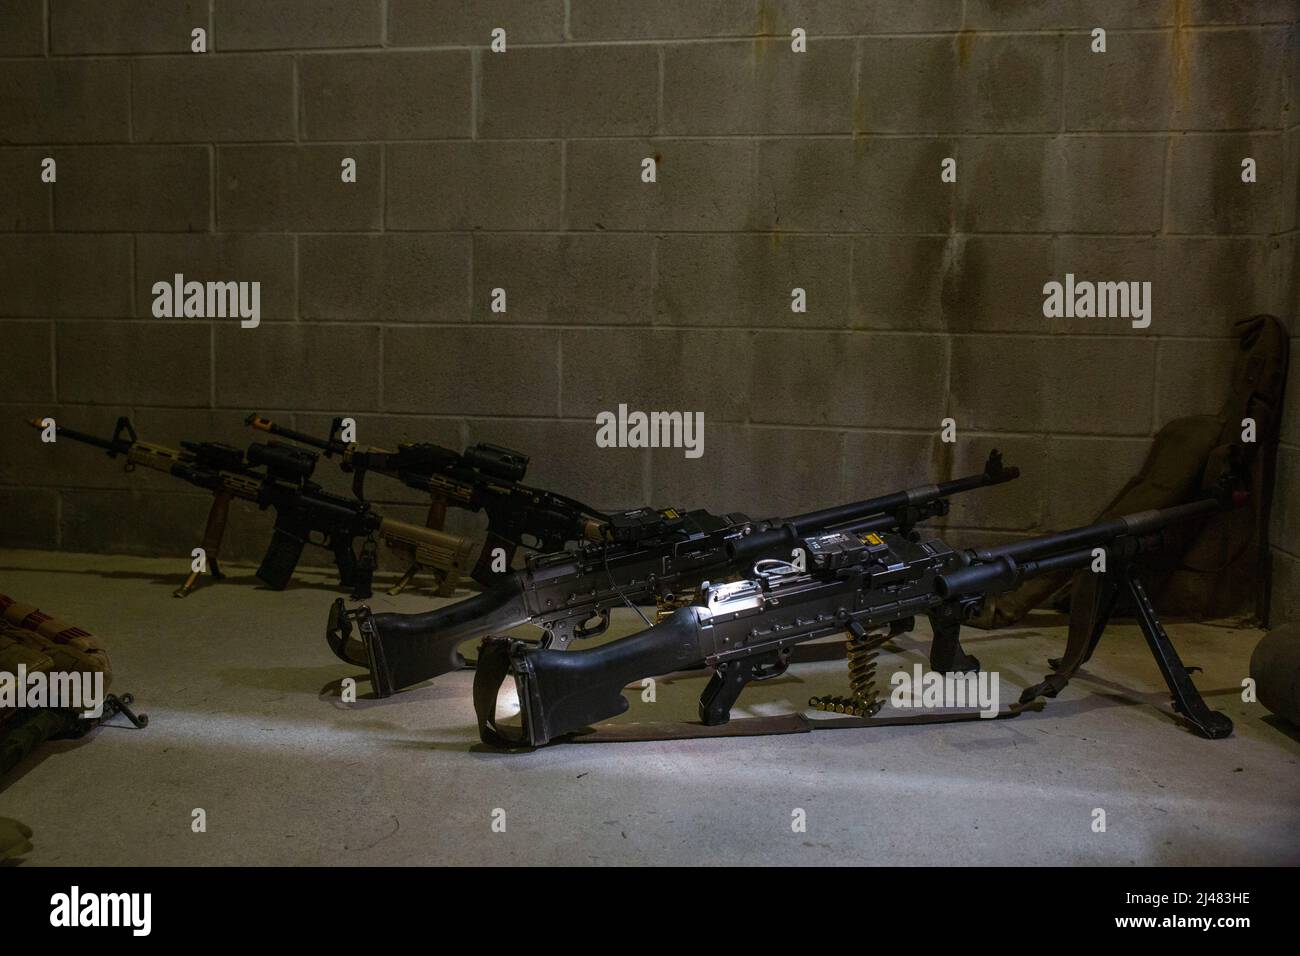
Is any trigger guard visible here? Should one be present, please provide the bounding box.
[574,608,610,640]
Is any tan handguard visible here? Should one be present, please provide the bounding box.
[377,518,476,597]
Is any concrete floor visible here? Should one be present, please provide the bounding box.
[1,546,1297,866]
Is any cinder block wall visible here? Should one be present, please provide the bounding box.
[0,1,1295,617]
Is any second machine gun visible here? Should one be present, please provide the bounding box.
[246,414,609,592]
[326,451,1021,697]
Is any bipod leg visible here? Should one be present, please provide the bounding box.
[1125,571,1233,740]
[386,563,422,596]
[174,492,231,598]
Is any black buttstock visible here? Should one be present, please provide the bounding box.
[342,581,531,696]
[501,607,708,746]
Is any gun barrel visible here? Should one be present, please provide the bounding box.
[967,497,1221,566]
[729,451,1020,565]
[245,413,340,455]
[27,417,127,455]
[935,496,1227,598]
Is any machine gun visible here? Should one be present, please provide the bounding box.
[478,490,1241,747]
[246,414,608,591]
[326,451,1021,696]
[29,416,474,599]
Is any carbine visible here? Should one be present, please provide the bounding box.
[29,416,474,599]
[477,489,1240,747]
[327,450,1020,696]
[246,414,608,591]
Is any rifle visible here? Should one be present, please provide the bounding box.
[327,450,1021,696]
[29,416,475,600]
[246,414,608,591]
[477,488,1242,747]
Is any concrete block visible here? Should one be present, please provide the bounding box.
[0,60,130,143]
[957,137,1053,233]
[302,51,471,140]
[60,488,215,558]
[657,234,851,328]
[133,55,295,142]
[50,0,206,53]
[566,140,759,231]
[1281,357,1300,449]
[1285,128,1299,233]
[850,237,950,332]
[942,236,1058,333]
[135,234,296,321]
[389,0,565,44]
[480,45,657,137]
[964,0,1174,29]
[215,0,384,49]
[765,0,963,33]
[1167,133,1284,234]
[1052,136,1168,233]
[301,234,469,322]
[652,424,848,518]
[0,489,58,549]
[463,418,647,512]
[215,324,381,411]
[0,149,53,230]
[858,34,1060,133]
[54,147,210,232]
[1172,28,1288,130]
[1184,0,1298,23]
[749,331,947,428]
[960,136,1164,233]
[559,328,752,422]
[1269,548,1300,626]
[855,235,1054,333]
[948,336,1156,435]
[1064,31,1173,130]
[387,142,562,230]
[569,0,758,39]
[3,317,52,400]
[473,234,653,324]
[1,321,53,403]
[756,137,955,232]
[0,236,132,317]
[1155,338,1238,428]
[382,327,560,416]
[663,39,855,135]
[1268,445,1299,561]
[1042,436,1153,529]
[0,0,43,55]
[218,145,381,231]
[57,321,211,406]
